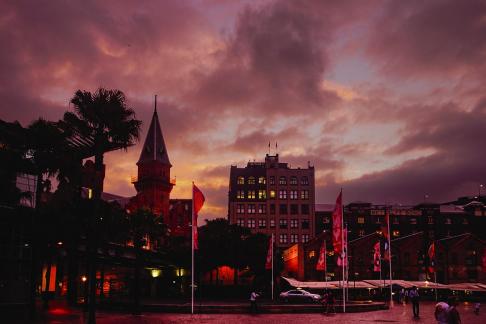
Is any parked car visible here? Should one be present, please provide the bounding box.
[279,289,321,303]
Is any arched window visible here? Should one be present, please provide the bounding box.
[237,176,245,185]
[248,176,256,184]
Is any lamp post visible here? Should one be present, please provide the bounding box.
[479,184,484,199]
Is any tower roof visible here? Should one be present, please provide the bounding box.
[137,101,171,166]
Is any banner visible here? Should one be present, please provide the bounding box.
[192,183,205,250]
[332,191,343,254]
[265,235,273,270]
[373,242,381,272]
[428,242,435,273]
[316,240,326,271]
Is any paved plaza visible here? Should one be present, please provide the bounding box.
[8,301,485,323]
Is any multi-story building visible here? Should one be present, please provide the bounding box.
[228,154,315,248]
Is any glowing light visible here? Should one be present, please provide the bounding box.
[57,241,63,246]
[151,269,161,278]
[88,188,93,199]
[81,276,87,282]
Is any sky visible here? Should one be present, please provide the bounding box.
[1,0,486,222]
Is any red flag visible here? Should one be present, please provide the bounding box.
[192,183,205,250]
[428,242,435,273]
[337,225,347,267]
[332,191,343,254]
[373,242,381,272]
[316,240,326,271]
[265,235,273,270]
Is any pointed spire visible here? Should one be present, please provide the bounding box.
[137,95,171,166]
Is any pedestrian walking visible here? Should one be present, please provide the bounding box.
[409,286,420,318]
[320,291,328,314]
[474,302,480,315]
[447,296,461,324]
[249,291,259,313]
[404,289,409,304]
[434,301,449,324]
[326,291,335,314]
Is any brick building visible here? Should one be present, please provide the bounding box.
[228,154,315,248]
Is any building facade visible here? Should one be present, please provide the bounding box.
[228,154,315,248]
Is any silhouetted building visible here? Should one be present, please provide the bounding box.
[228,154,315,248]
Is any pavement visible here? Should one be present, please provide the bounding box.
[4,301,486,323]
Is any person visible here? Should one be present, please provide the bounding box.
[474,302,480,315]
[434,301,449,324]
[447,296,461,324]
[404,289,409,304]
[409,286,420,318]
[326,291,335,314]
[399,288,404,304]
[320,291,328,314]
[249,291,259,313]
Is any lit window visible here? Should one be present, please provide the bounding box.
[279,234,288,244]
[359,229,365,237]
[290,219,298,228]
[248,176,256,185]
[248,204,256,214]
[236,204,245,214]
[237,218,244,226]
[290,176,298,185]
[279,219,288,229]
[237,176,245,185]
[357,217,365,224]
[270,190,276,199]
[290,234,299,243]
[258,204,266,214]
[279,176,287,185]
[258,219,266,228]
[279,190,287,199]
[269,176,275,185]
[258,176,266,184]
[248,219,256,228]
[258,190,267,199]
[301,176,309,185]
[290,190,298,199]
[237,190,245,199]
[270,219,275,228]
[301,190,309,200]
[248,190,256,199]
[428,216,434,225]
[302,234,310,243]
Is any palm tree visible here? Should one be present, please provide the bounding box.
[126,208,168,315]
[63,88,141,323]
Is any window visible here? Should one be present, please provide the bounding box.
[301,204,309,214]
[301,190,309,200]
[302,219,309,229]
[279,190,287,199]
[358,229,365,237]
[258,219,266,228]
[258,204,266,214]
[279,204,288,214]
[248,190,256,199]
[323,216,330,224]
[290,204,298,214]
[279,176,287,185]
[290,190,298,200]
[237,218,244,227]
[236,204,245,214]
[248,176,256,184]
[301,176,309,185]
[428,216,434,225]
[258,190,267,199]
[237,176,244,185]
[237,190,245,199]
[270,219,275,228]
[302,234,310,243]
[290,219,298,228]
[248,219,256,228]
[269,176,275,185]
[290,176,298,185]
[375,217,381,224]
[279,219,288,229]
[290,234,299,243]
[269,190,276,199]
[357,216,365,224]
[258,176,266,184]
[279,234,288,244]
[410,218,417,225]
[247,204,256,214]
[270,204,275,214]
[392,230,400,237]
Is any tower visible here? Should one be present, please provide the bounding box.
[129,96,174,220]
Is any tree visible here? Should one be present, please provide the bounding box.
[125,208,168,315]
[63,88,141,323]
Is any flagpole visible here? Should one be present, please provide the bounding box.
[191,182,194,315]
[346,223,349,302]
[387,207,393,307]
[341,189,345,313]
[271,234,274,301]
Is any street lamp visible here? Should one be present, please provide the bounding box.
[479,184,484,199]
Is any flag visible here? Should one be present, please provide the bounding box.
[337,225,347,267]
[192,183,205,250]
[373,242,381,272]
[332,191,343,254]
[428,242,435,273]
[381,209,390,241]
[265,235,273,270]
[382,209,390,261]
[316,240,326,271]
